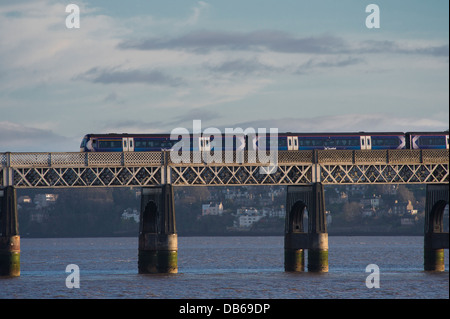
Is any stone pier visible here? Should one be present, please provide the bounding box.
[424,184,449,272]
[0,187,20,277]
[138,185,178,274]
[284,183,328,272]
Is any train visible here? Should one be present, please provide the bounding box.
[79,131,449,152]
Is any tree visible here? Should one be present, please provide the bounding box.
[397,185,415,203]
[343,202,362,223]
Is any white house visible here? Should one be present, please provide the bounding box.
[202,202,224,216]
[238,214,263,228]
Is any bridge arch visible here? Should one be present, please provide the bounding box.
[141,200,158,233]
[288,201,308,233]
[428,200,448,233]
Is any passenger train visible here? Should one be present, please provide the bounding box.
[80,131,449,152]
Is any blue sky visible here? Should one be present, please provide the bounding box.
[0,0,448,151]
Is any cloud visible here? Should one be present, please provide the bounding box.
[166,108,220,127]
[294,56,364,74]
[101,120,164,134]
[228,113,449,133]
[118,30,348,54]
[205,58,280,76]
[185,1,210,26]
[75,67,185,87]
[359,40,449,57]
[118,29,449,58]
[0,121,79,152]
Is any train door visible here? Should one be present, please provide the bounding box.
[366,136,372,150]
[122,137,134,152]
[199,137,211,151]
[287,136,298,150]
[360,136,372,150]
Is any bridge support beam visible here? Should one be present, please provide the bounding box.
[138,185,177,274]
[0,187,20,277]
[424,184,449,272]
[284,183,328,272]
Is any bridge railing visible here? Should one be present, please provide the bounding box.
[0,149,448,168]
[0,152,164,168]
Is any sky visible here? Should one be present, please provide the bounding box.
[0,0,448,152]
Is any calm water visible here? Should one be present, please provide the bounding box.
[0,236,448,299]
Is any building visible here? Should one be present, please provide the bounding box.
[391,200,416,216]
[202,202,224,216]
[33,193,59,209]
[121,208,140,223]
[238,214,263,228]
[18,196,32,204]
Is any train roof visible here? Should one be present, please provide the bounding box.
[83,131,448,138]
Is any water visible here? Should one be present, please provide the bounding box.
[0,236,448,299]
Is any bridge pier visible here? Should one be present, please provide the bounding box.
[0,187,20,277]
[138,185,177,274]
[284,183,328,272]
[424,184,449,272]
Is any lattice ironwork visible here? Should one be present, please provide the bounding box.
[169,164,313,186]
[319,163,449,184]
[11,166,162,188]
[1,150,448,188]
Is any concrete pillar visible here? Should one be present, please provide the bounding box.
[138,185,177,274]
[0,187,20,277]
[423,184,448,272]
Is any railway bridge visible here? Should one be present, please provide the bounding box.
[1,149,448,276]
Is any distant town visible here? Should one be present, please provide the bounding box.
[16,184,449,237]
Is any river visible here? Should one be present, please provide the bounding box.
[0,236,448,300]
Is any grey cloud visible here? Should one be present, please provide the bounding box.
[166,108,220,127]
[229,114,449,133]
[102,120,163,133]
[119,29,448,57]
[118,30,349,54]
[102,108,221,133]
[205,58,280,76]
[359,40,449,57]
[76,67,185,87]
[0,122,78,152]
[295,56,364,74]
[205,56,363,77]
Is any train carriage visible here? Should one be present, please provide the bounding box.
[80,131,449,152]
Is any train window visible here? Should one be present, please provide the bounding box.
[99,141,121,149]
[278,139,287,147]
[135,140,145,148]
[372,137,398,146]
[419,136,445,146]
[80,137,88,148]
